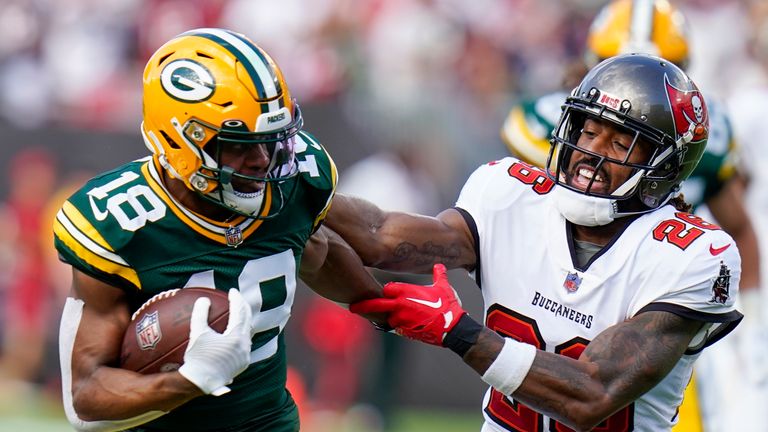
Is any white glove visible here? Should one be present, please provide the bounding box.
[178,288,253,396]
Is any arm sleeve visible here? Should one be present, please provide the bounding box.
[59,298,167,431]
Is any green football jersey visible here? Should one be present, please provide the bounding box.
[501,92,736,209]
[54,131,336,431]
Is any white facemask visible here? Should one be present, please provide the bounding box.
[551,185,617,226]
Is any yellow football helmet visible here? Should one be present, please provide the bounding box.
[586,0,689,68]
[141,28,302,218]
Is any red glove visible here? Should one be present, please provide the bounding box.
[350,264,466,346]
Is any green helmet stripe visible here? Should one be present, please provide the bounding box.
[181,28,282,100]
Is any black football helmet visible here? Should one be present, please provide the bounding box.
[546,53,709,225]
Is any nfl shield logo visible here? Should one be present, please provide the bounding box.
[136,311,162,350]
[225,225,243,248]
[563,272,582,293]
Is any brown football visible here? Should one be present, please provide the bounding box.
[119,288,230,374]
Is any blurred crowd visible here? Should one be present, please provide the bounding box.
[0,0,613,194]
[0,0,767,430]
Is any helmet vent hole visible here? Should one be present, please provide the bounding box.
[157,53,174,66]
[218,101,233,108]
[160,130,181,149]
[196,51,214,59]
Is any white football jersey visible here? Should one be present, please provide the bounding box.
[455,158,743,432]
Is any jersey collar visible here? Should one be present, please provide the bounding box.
[142,157,267,245]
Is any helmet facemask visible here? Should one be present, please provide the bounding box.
[180,105,304,219]
[547,97,682,225]
[545,53,708,226]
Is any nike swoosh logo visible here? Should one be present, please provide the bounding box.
[709,243,731,256]
[88,193,109,221]
[405,297,442,309]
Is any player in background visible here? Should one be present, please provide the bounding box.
[53,28,381,432]
[329,53,743,432]
[501,3,762,428]
[721,1,768,430]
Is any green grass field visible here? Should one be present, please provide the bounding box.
[0,391,482,432]
[0,410,481,432]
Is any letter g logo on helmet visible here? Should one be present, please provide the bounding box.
[160,59,215,102]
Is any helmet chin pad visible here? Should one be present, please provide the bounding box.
[552,186,616,226]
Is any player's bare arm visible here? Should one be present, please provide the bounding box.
[67,269,201,421]
[325,194,476,273]
[299,225,382,304]
[353,264,705,431]
[463,311,702,431]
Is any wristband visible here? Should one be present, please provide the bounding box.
[443,313,483,357]
[481,337,537,396]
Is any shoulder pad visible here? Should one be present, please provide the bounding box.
[294,131,337,229]
[501,92,566,167]
[53,159,156,289]
[295,131,337,193]
[457,158,552,213]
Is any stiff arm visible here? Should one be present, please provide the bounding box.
[324,193,477,273]
[299,225,382,304]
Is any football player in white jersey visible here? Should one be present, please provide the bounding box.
[501,2,763,428]
[501,0,760,300]
[327,53,742,431]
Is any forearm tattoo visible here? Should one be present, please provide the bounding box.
[392,241,462,267]
[513,311,702,422]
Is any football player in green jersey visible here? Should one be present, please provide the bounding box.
[53,28,381,432]
[500,1,761,429]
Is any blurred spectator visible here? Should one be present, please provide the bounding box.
[339,146,440,215]
[0,148,58,388]
[728,0,768,390]
[681,0,753,98]
[137,0,226,60]
[302,299,373,410]
[0,1,48,129]
[220,0,351,102]
[335,140,441,431]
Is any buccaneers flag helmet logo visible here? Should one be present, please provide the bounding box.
[665,76,708,143]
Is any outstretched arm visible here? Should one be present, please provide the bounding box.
[352,265,703,431]
[299,225,381,304]
[324,194,477,273]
